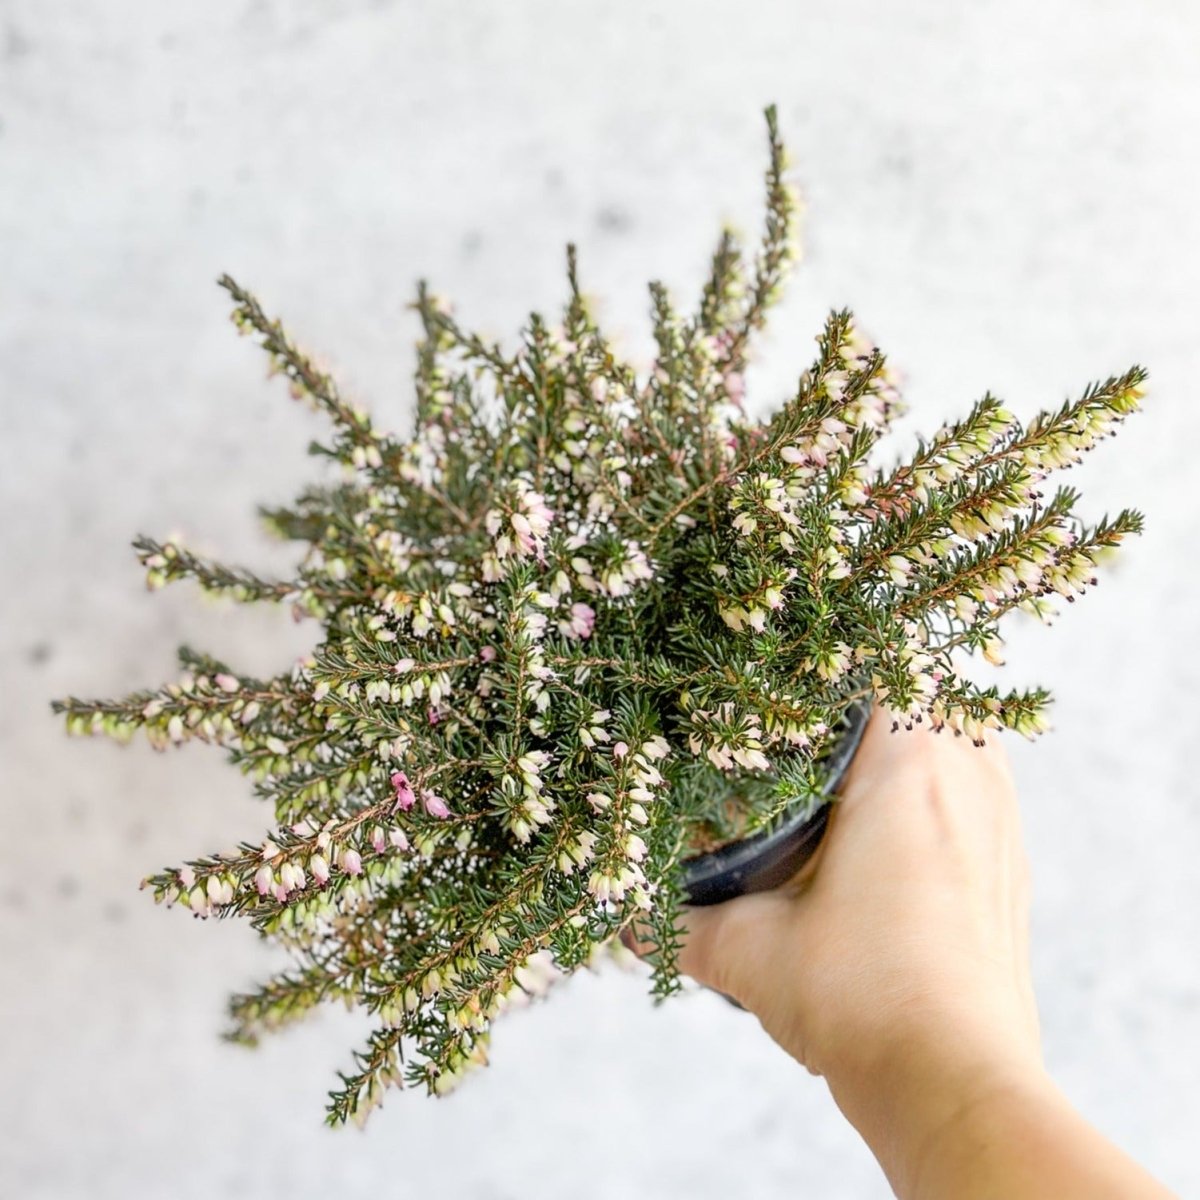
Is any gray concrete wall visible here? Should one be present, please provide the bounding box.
[2,2,1197,1196]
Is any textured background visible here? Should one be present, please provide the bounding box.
[2,2,1198,1196]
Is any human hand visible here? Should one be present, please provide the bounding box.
[675,710,1040,1099]
[660,713,1176,1198]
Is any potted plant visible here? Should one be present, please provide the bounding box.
[54,106,1144,1126]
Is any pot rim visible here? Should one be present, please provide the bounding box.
[679,698,871,906]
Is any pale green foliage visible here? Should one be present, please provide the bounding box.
[54,107,1145,1126]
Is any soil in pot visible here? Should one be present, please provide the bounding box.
[679,698,870,907]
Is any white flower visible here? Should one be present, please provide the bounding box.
[886,555,912,586]
[641,736,669,761]
[1012,706,1051,739]
[813,642,852,683]
[731,745,770,772]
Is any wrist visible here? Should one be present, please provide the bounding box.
[868,1066,1176,1200]
[824,1018,1049,1197]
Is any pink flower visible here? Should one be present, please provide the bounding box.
[422,790,450,819]
[340,848,363,876]
[613,741,628,759]
[427,706,441,725]
[562,602,596,641]
[496,487,554,563]
[723,371,746,405]
[510,513,537,557]
[390,770,416,812]
[479,645,497,663]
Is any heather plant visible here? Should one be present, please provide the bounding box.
[53,107,1145,1126]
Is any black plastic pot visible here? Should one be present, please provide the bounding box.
[680,699,871,907]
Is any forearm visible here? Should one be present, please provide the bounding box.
[908,1073,1176,1200]
[830,1045,1176,1200]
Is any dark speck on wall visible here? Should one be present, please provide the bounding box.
[882,151,913,178]
[596,205,633,234]
[4,23,32,61]
[27,641,52,666]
